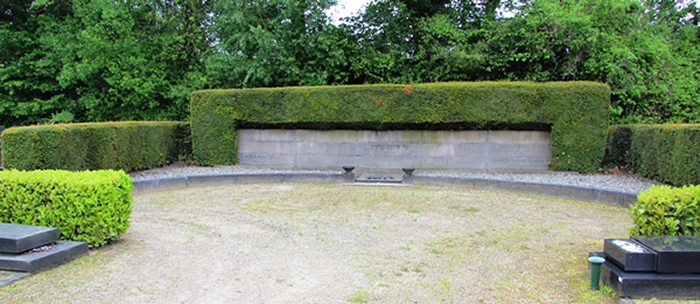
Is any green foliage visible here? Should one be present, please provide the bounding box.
[1,0,697,125]
[481,0,700,124]
[604,124,700,186]
[631,185,700,236]
[0,0,209,125]
[1,121,190,171]
[206,0,350,88]
[191,81,610,172]
[628,125,700,186]
[0,169,133,247]
[602,125,633,168]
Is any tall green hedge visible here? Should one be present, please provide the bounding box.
[0,170,133,247]
[191,82,610,172]
[605,124,700,186]
[1,121,190,171]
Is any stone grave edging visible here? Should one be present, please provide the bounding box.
[131,173,637,207]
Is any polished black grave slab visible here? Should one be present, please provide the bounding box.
[0,241,88,272]
[604,238,657,272]
[633,235,700,274]
[0,223,59,254]
[601,259,700,299]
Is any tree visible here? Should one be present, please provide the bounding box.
[0,0,211,124]
[48,0,211,121]
[206,0,352,88]
[0,0,75,126]
[480,0,700,123]
[0,0,697,126]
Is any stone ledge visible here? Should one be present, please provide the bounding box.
[132,173,353,194]
[404,176,637,208]
[131,172,637,207]
[601,259,700,299]
[0,241,88,272]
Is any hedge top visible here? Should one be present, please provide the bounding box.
[191,81,610,172]
[1,121,184,134]
[0,169,132,185]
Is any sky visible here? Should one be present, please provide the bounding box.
[328,0,372,23]
[327,0,700,23]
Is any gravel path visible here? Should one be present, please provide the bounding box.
[130,165,661,194]
[1,184,628,303]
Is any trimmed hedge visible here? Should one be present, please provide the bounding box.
[1,121,190,171]
[631,185,700,236]
[0,170,133,247]
[604,124,700,186]
[191,81,610,173]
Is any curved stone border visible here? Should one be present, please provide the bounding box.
[132,173,354,193]
[132,172,637,208]
[404,176,637,208]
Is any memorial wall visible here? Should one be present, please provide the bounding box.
[237,129,551,170]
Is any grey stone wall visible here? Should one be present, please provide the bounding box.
[237,129,551,170]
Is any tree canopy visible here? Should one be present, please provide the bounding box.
[1,0,698,126]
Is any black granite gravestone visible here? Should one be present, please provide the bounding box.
[604,239,656,272]
[0,223,58,254]
[0,223,88,272]
[633,235,700,274]
[597,235,700,299]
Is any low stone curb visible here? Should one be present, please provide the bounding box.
[404,175,637,208]
[132,172,637,207]
[132,173,354,193]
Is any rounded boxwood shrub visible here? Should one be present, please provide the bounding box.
[630,185,700,236]
[0,169,133,247]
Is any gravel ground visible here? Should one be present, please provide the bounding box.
[130,165,661,194]
[1,184,627,303]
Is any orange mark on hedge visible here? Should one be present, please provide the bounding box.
[402,84,413,95]
[375,98,385,105]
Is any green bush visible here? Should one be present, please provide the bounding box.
[631,185,700,236]
[602,125,632,168]
[191,81,610,173]
[604,124,700,186]
[1,121,191,171]
[0,170,133,247]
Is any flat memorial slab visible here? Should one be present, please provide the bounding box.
[633,235,700,274]
[0,223,59,254]
[0,241,88,272]
[355,171,404,184]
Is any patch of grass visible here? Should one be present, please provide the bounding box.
[0,284,23,294]
[430,277,452,297]
[599,284,617,298]
[348,290,371,303]
[426,237,457,255]
[400,260,426,273]
[408,209,420,214]
[448,205,480,213]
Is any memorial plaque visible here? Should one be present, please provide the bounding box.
[604,238,657,272]
[633,235,700,274]
[0,223,59,254]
